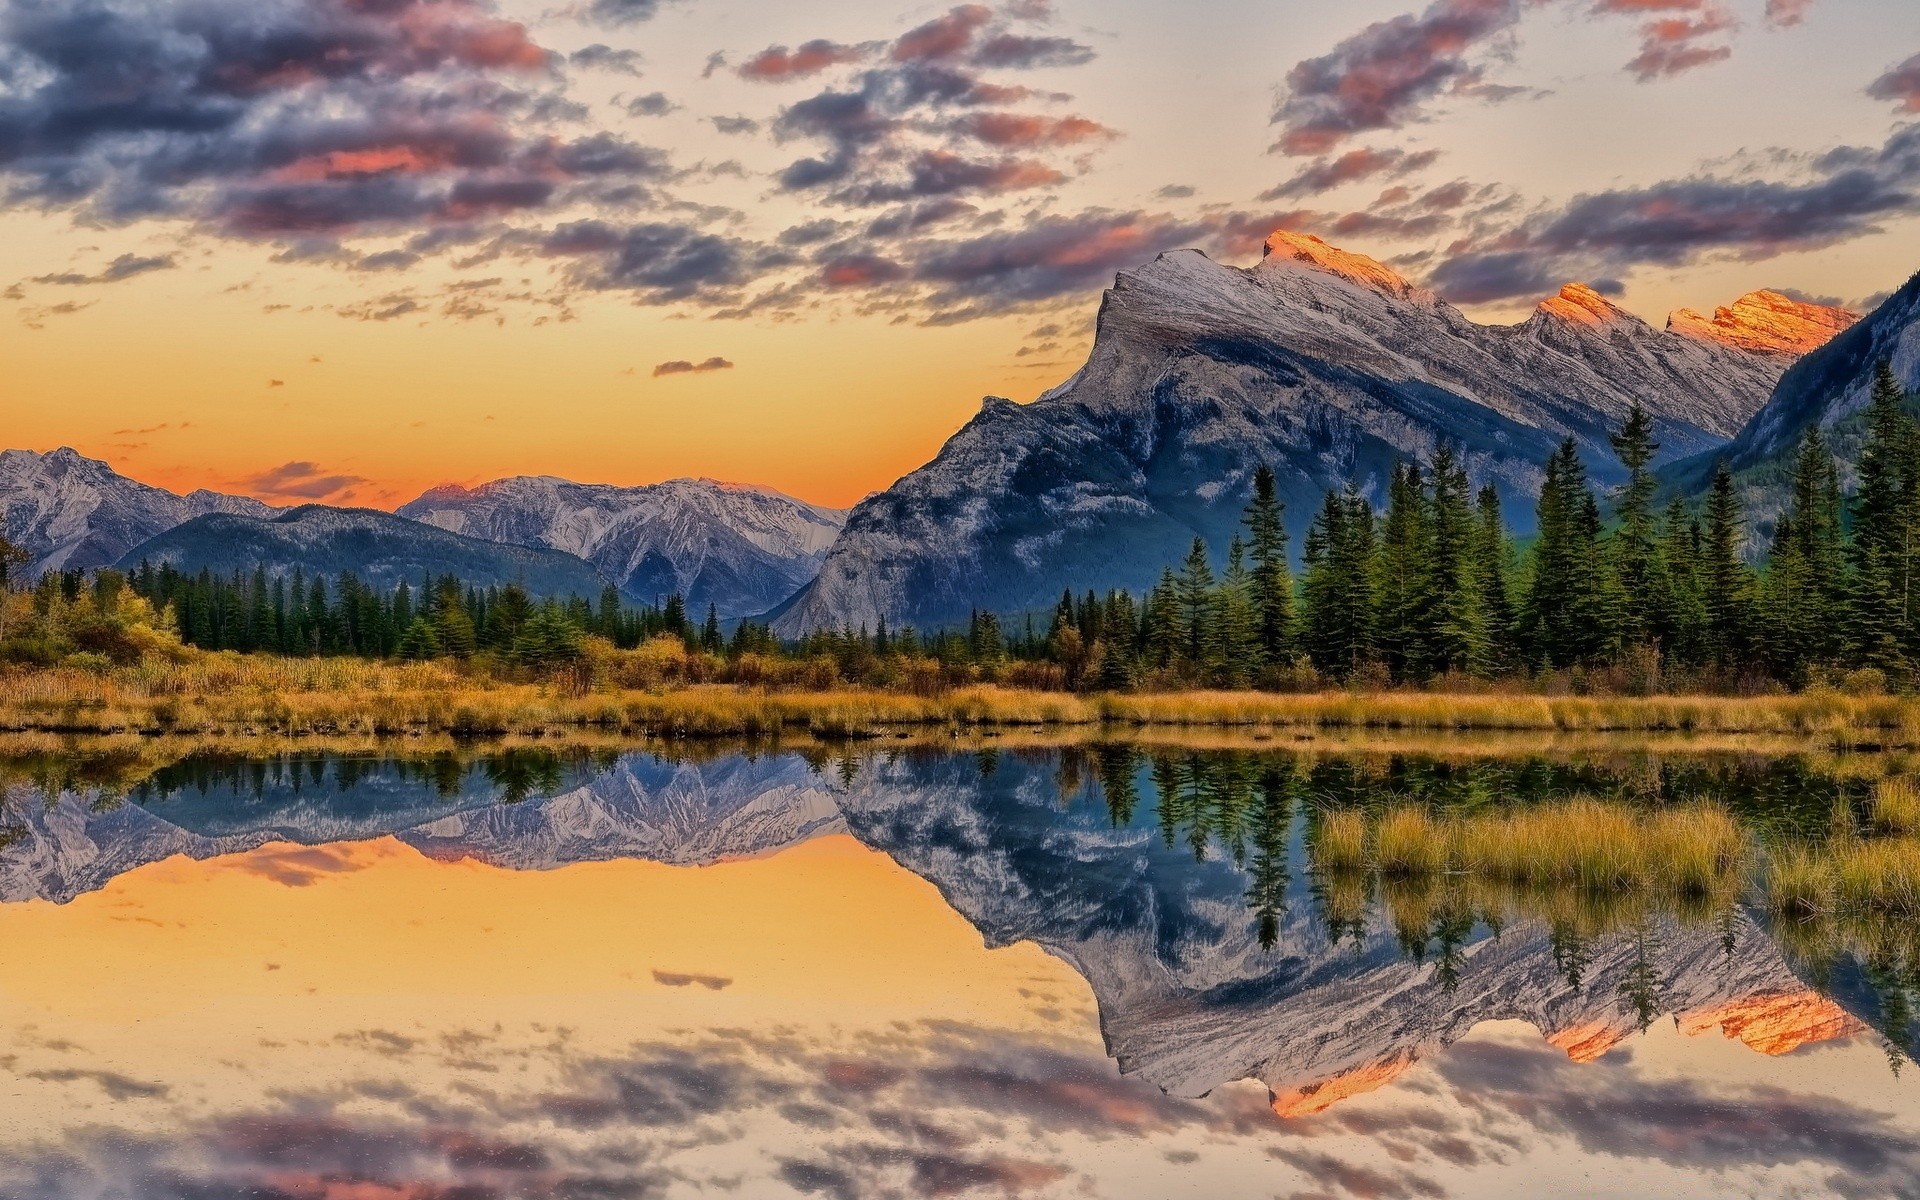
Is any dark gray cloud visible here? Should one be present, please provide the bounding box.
[570,43,645,75]
[624,92,677,117]
[650,359,732,378]
[30,253,175,286]
[237,460,368,500]
[585,0,670,27]
[536,220,762,300]
[1428,124,1920,303]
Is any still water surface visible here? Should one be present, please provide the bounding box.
[0,743,1916,1198]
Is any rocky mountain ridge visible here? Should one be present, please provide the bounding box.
[771,231,1851,634]
[398,475,846,619]
[0,447,272,577]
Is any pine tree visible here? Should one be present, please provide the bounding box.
[1609,401,1662,646]
[395,616,443,660]
[701,603,723,653]
[1849,361,1914,672]
[1243,464,1294,664]
[1701,461,1753,668]
[1215,537,1261,685]
[1175,537,1216,675]
[1376,461,1433,680]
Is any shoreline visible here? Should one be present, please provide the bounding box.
[4,659,1920,744]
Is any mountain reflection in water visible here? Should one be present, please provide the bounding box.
[0,742,1917,1198]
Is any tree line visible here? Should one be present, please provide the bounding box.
[962,361,1920,691]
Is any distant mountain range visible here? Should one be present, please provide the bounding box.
[397,475,845,618]
[117,506,615,601]
[772,231,1857,634]
[0,449,845,617]
[0,446,273,574]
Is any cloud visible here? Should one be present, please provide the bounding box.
[652,356,734,376]
[231,844,369,887]
[570,43,645,75]
[738,40,873,82]
[0,0,747,314]
[1601,0,1737,81]
[30,253,176,286]
[1427,123,1920,302]
[584,0,669,26]
[712,115,761,135]
[891,5,997,63]
[1263,147,1442,199]
[1869,52,1920,113]
[23,1069,169,1101]
[624,91,677,116]
[1271,0,1523,155]
[238,460,369,500]
[536,220,762,300]
[652,968,733,987]
[1765,0,1814,25]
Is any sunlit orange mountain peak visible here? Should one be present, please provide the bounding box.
[1678,991,1866,1056]
[1545,1019,1634,1063]
[1269,1050,1422,1118]
[1667,289,1861,357]
[1259,229,1421,296]
[1535,282,1635,328]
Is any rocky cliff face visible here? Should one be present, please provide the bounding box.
[1660,270,1920,528]
[0,447,271,576]
[1667,289,1860,358]
[772,232,1844,633]
[398,476,846,619]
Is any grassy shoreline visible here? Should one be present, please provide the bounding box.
[5,656,1920,742]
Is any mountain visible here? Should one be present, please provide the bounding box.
[0,446,272,577]
[1661,270,1920,525]
[397,475,845,620]
[116,505,615,599]
[771,231,1850,634]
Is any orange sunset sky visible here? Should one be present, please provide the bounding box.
[5,0,1920,509]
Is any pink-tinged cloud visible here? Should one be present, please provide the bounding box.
[1765,0,1813,25]
[1870,53,1920,113]
[891,4,994,63]
[1262,146,1441,199]
[737,39,870,81]
[1618,4,1736,81]
[960,113,1114,148]
[818,254,909,288]
[1272,0,1522,155]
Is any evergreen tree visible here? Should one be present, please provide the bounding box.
[1175,537,1216,674]
[1243,464,1295,664]
[1701,461,1752,667]
[1609,401,1663,646]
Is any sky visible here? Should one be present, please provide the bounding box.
[4,0,1920,509]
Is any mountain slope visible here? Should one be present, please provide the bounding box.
[398,476,846,619]
[1661,271,1920,526]
[773,232,1846,633]
[116,505,615,599]
[0,447,272,576]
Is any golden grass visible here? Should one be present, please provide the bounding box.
[5,653,1920,744]
[1872,776,1920,834]
[1311,797,1749,895]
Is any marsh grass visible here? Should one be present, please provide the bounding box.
[1310,796,1749,896]
[5,653,1920,742]
[1872,776,1920,834]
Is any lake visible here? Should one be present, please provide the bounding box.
[0,739,1916,1198]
